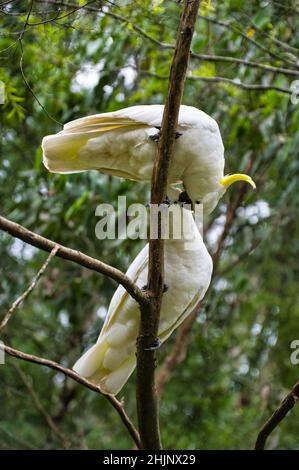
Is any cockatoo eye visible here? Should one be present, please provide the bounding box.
[220,173,256,189]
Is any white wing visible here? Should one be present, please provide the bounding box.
[42,105,220,179]
[64,105,217,130]
[73,214,213,395]
[73,244,149,395]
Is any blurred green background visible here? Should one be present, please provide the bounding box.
[1,0,299,449]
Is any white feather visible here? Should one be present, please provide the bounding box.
[42,105,225,213]
[73,206,213,395]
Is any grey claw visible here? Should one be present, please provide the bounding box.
[144,338,161,351]
[178,190,192,205]
[150,132,161,143]
[150,128,182,142]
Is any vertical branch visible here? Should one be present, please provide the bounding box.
[136,0,201,450]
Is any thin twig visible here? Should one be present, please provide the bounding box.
[238,12,299,54]
[105,10,299,77]
[215,239,261,277]
[198,14,297,66]
[18,0,34,43]
[255,381,299,450]
[1,342,141,449]
[34,0,299,69]
[139,70,291,95]
[19,55,62,125]
[0,215,147,306]
[12,362,70,448]
[17,1,62,125]
[0,245,59,332]
[28,0,97,26]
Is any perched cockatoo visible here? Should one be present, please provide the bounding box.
[42,105,255,214]
[73,206,213,395]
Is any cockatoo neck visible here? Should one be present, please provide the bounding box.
[201,186,226,215]
[166,184,182,202]
[165,205,201,245]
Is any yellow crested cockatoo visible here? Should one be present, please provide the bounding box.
[42,105,255,214]
[73,206,213,395]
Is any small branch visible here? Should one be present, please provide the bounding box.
[239,12,299,55]
[18,0,34,43]
[0,245,59,332]
[1,342,141,449]
[198,14,297,66]
[215,239,261,277]
[106,10,299,77]
[0,214,146,306]
[28,0,97,26]
[12,362,70,448]
[136,0,201,450]
[35,1,298,68]
[255,381,299,450]
[139,70,291,95]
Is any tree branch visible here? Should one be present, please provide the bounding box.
[135,0,201,450]
[198,14,297,66]
[34,2,299,71]
[0,245,59,332]
[139,70,291,95]
[255,380,299,450]
[1,342,141,449]
[215,238,261,277]
[106,10,299,77]
[0,214,147,306]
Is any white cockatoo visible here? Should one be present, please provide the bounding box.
[42,105,255,214]
[73,206,213,395]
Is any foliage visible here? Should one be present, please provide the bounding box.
[0,0,299,449]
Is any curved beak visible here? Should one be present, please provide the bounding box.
[220,173,256,190]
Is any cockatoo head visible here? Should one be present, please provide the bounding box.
[201,173,256,215]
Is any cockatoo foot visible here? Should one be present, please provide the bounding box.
[146,196,173,208]
[149,126,161,143]
[144,338,161,351]
[150,127,183,143]
[163,195,172,206]
[149,130,161,143]
[141,284,168,293]
[178,190,193,209]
